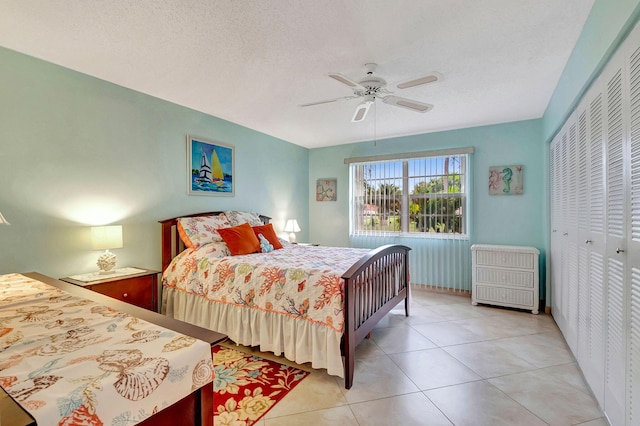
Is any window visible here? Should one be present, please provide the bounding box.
[348,149,470,237]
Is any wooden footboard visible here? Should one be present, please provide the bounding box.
[342,244,411,389]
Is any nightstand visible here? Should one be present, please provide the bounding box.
[60,268,159,312]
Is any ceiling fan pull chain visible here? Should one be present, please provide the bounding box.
[374,101,377,147]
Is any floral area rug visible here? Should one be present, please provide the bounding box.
[213,345,309,425]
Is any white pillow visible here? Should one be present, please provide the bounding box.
[224,210,264,227]
[177,214,232,248]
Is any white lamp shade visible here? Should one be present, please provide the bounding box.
[91,225,123,250]
[283,219,301,233]
[0,212,9,225]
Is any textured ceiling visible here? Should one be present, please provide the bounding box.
[0,0,594,148]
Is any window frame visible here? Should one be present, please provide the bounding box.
[346,148,472,239]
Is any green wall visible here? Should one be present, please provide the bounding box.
[308,119,545,289]
[0,47,309,278]
[543,0,640,141]
[309,119,544,248]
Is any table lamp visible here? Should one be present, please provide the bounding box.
[91,225,123,274]
[283,219,301,243]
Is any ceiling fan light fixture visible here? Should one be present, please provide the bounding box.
[396,73,442,89]
[351,96,374,122]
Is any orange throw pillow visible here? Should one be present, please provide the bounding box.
[217,223,261,255]
[252,224,284,250]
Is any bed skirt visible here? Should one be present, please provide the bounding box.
[162,287,345,377]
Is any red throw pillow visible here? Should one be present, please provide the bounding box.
[252,223,284,250]
[217,223,261,255]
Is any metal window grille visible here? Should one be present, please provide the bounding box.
[350,153,468,237]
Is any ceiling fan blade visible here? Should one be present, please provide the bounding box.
[328,73,364,89]
[396,72,442,89]
[382,95,433,113]
[300,95,358,107]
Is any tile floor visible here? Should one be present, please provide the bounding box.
[242,287,607,426]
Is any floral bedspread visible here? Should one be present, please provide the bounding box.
[0,273,213,426]
[162,244,370,333]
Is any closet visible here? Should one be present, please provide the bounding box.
[549,22,640,426]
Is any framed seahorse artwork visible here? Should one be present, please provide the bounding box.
[488,165,523,195]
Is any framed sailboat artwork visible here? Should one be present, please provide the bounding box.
[187,135,234,196]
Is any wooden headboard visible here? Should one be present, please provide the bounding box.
[158,211,271,272]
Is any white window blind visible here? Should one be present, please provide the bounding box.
[347,148,472,238]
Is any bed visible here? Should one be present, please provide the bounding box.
[159,211,411,389]
[0,272,225,426]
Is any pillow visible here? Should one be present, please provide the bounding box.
[251,223,283,250]
[177,214,231,248]
[224,210,264,227]
[202,242,231,258]
[217,223,261,255]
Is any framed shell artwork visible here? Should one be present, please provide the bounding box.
[316,179,337,201]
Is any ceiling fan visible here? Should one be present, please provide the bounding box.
[300,63,442,122]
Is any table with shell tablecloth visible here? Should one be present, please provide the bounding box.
[0,273,213,426]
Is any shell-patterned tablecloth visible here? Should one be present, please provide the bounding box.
[0,273,213,426]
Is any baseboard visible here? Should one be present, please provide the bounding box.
[410,283,471,297]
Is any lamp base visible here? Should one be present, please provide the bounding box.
[96,250,117,274]
[288,233,297,243]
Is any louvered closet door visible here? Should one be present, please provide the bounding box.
[574,102,590,361]
[603,52,628,426]
[551,125,569,335]
[548,21,640,426]
[586,87,606,407]
[562,118,580,354]
[626,30,640,426]
[550,138,562,326]
[576,107,591,367]
[560,128,570,338]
